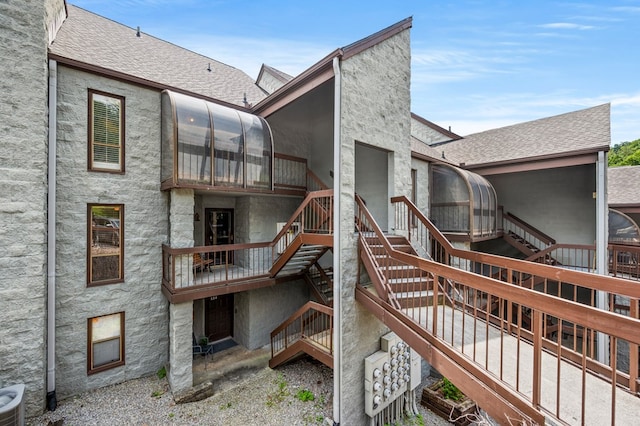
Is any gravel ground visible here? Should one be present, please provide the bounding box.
[28,357,450,426]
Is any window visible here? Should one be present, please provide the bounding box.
[88,312,125,374]
[89,90,125,172]
[88,204,124,285]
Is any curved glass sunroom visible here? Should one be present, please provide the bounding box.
[609,209,640,245]
[161,90,273,189]
[430,163,498,241]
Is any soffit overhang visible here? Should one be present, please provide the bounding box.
[461,145,610,176]
[252,17,413,118]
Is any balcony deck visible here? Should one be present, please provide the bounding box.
[408,303,639,425]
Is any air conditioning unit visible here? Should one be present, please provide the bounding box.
[0,384,25,426]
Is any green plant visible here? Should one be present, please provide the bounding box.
[266,373,289,407]
[151,390,164,398]
[156,366,166,379]
[168,412,175,419]
[219,402,232,410]
[295,388,315,402]
[441,377,464,401]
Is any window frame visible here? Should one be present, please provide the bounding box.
[87,312,125,375]
[87,203,124,286]
[88,89,126,173]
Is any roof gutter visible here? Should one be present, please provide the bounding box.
[461,145,611,175]
[47,58,58,411]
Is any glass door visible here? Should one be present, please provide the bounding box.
[205,208,234,265]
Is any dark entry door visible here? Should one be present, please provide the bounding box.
[205,294,234,342]
[205,208,234,265]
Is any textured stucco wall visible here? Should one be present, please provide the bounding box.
[411,117,453,145]
[488,165,597,245]
[256,71,286,95]
[355,144,389,230]
[234,281,309,350]
[0,0,50,416]
[411,158,431,216]
[54,66,170,398]
[337,27,412,425]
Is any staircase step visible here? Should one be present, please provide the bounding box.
[394,291,445,309]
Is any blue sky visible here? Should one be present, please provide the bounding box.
[71,0,640,144]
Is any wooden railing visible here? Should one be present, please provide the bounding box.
[610,244,640,280]
[305,262,333,306]
[526,243,595,270]
[162,242,272,290]
[503,211,556,250]
[306,169,329,192]
[271,189,333,262]
[361,196,640,425]
[162,190,334,296]
[270,301,333,368]
[274,153,307,192]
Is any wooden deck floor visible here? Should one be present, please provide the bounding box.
[404,304,639,426]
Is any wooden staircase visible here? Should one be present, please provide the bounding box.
[365,234,443,308]
[304,262,333,306]
[502,212,558,265]
[269,301,333,369]
[268,189,335,368]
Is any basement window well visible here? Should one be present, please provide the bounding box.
[161,90,273,189]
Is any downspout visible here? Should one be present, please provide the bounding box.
[331,56,342,426]
[595,150,609,364]
[47,59,58,411]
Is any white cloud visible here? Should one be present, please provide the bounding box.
[539,22,596,30]
[612,6,640,13]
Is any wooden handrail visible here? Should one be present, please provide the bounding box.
[271,189,333,243]
[306,169,329,191]
[269,300,333,338]
[274,152,307,163]
[525,243,594,263]
[162,241,270,255]
[503,211,556,245]
[391,195,640,299]
[356,194,402,309]
[362,195,640,424]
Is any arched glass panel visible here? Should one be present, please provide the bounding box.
[161,90,273,189]
[240,112,272,189]
[174,93,212,184]
[431,165,470,233]
[609,209,640,245]
[431,164,497,239]
[210,103,244,187]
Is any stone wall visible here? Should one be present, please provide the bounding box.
[0,0,50,416]
[411,117,453,145]
[234,281,309,350]
[411,157,431,216]
[54,66,169,397]
[337,27,412,425]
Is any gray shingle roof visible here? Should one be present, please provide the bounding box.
[437,104,611,166]
[608,165,640,206]
[411,137,460,164]
[50,5,267,107]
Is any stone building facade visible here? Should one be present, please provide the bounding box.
[0,1,618,424]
